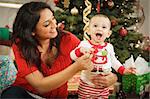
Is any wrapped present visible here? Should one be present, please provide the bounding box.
[0,55,17,93]
[0,28,10,40]
[122,55,150,95]
[122,72,150,95]
[68,72,81,94]
[0,45,11,55]
[108,94,116,99]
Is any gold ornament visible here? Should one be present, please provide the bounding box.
[64,0,70,8]
[71,7,78,15]
[83,0,92,40]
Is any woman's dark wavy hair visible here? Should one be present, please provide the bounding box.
[11,1,64,71]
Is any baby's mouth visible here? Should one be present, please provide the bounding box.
[96,33,102,39]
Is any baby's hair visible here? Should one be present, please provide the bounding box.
[89,14,111,29]
[92,14,109,19]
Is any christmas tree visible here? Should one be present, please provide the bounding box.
[53,0,149,63]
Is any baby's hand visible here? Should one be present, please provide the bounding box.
[124,67,136,75]
[80,47,94,54]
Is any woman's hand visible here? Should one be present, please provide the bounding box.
[75,53,93,72]
[80,47,94,54]
[90,72,118,88]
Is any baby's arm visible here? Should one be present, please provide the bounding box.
[70,46,93,61]
[70,41,94,61]
[108,44,136,75]
[123,67,136,75]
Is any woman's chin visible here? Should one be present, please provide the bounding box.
[50,32,58,38]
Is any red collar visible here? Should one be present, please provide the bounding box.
[88,40,107,49]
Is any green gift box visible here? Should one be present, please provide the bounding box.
[0,28,10,40]
[122,72,150,95]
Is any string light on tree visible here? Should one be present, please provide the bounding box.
[122,3,124,6]
[130,43,134,48]
[121,9,124,13]
[124,5,127,8]
[80,6,82,9]
[135,44,140,48]
[124,22,127,26]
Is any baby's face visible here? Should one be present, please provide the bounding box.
[88,16,111,45]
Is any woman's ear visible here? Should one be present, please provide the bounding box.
[107,30,112,38]
[32,32,35,36]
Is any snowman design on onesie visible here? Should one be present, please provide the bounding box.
[91,44,112,75]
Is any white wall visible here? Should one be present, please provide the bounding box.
[139,0,149,36]
[0,7,17,30]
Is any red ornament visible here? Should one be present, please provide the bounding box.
[97,0,100,13]
[119,27,128,37]
[108,0,114,9]
[54,0,59,5]
[111,19,117,27]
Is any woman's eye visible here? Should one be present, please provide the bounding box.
[44,24,49,27]
[52,17,55,21]
[44,22,50,27]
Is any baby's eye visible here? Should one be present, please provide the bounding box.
[102,26,106,28]
[94,24,97,27]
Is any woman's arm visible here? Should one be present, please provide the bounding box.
[26,53,93,93]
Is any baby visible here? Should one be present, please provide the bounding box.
[70,14,136,99]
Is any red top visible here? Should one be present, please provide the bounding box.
[12,32,80,98]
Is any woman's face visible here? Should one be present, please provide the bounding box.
[34,8,57,40]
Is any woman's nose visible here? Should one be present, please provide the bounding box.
[50,21,57,29]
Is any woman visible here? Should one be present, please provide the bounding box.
[1,1,117,98]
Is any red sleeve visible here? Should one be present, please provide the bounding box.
[117,66,125,75]
[12,44,37,77]
[60,32,80,55]
[67,32,80,50]
[75,47,83,57]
